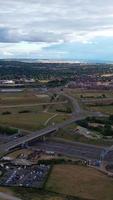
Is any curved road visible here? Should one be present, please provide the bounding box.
[0,92,108,155]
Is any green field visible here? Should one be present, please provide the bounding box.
[0,91,70,131]
[47,103,69,113]
[48,114,70,125]
[46,165,113,200]
[0,105,43,114]
[0,187,64,200]
[0,91,50,105]
[0,111,70,131]
[0,187,87,200]
[0,112,53,131]
[64,89,113,115]
[65,89,113,99]
[54,129,113,146]
[89,105,113,115]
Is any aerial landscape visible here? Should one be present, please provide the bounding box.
[0,1,113,200]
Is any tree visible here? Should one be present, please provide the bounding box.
[109,115,113,122]
[103,124,113,136]
[102,94,106,98]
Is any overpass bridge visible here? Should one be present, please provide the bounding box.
[0,116,86,153]
[0,93,105,154]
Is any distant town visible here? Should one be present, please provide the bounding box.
[0,60,113,90]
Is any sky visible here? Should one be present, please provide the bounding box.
[0,0,113,61]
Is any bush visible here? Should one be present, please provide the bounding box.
[18,110,31,114]
[109,115,113,122]
[2,111,11,115]
[0,125,18,135]
[77,120,89,128]
[38,159,66,165]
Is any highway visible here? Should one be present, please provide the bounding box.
[0,115,86,152]
[29,140,106,160]
[0,92,106,153]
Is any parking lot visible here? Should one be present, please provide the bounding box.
[0,164,50,188]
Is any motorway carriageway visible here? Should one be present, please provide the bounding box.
[0,116,86,153]
[29,140,107,160]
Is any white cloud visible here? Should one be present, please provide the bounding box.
[0,0,113,58]
[0,41,63,58]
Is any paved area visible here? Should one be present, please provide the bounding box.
[0,192,22,200]
[0,116,86,153]
[0,165,50,188]
[30,140,106,160]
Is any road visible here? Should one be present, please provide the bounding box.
[61,93,83,115]
[0,192,21,200]
[0,116,86,152]
[0,101,67,108]
[0,92,106,153]
[29,140,106,160]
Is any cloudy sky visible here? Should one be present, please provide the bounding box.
[0,0,113,61]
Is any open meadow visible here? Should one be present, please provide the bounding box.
[65,88,113,115]
[0,91,70,131]
[65,89,113,99]
[0,187,66,200]
[89,105,113,115]
[46,165,113,200]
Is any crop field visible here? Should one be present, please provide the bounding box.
[46,165,113,200]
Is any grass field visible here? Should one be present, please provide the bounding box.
[48,114,70,125]
[0,91,70,131]
[0,105,43,114]
[65,88,113,99]
[47,103,69,113]
[89,105,113,115]
[46,165,113,200]
[0,187,65,200]
[0,91,50,105]
[0,187,87,200]
[54,129,113,146]
[0,112,53,131]
[64,88,113,115]
[0,112,70,131]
